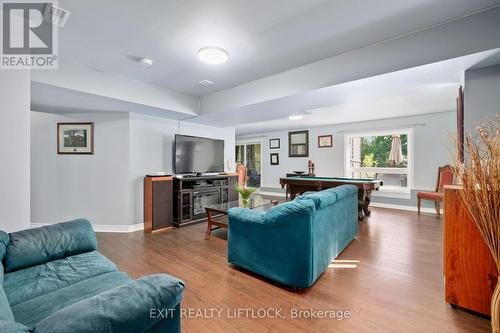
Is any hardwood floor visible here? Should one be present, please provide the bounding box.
[96,208,491,333]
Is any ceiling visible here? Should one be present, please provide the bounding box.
[195,48,500,134]
[31,1,500,135]
[31,81,192,120]
[58,0,500,96]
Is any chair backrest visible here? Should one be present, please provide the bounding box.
[436,164,454,192]
[236,164,247,186]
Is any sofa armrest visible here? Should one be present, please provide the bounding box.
[33,274,185,333]
[4,219,97,272]
[0,320,31,333]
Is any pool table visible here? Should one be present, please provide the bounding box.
[279,176,383,221]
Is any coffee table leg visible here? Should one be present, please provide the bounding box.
[205,209,213,238]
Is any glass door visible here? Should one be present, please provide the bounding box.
[235,142,261,188]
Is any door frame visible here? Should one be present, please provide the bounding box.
[236,138,263,188]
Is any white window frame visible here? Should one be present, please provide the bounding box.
[344,128,414,197]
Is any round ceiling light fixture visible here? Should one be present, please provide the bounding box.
[138,57,153,67]
[197,47,229,65]
[289,114,304,120]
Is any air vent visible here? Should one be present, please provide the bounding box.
[198,80,214,87]
[44,4,71,27]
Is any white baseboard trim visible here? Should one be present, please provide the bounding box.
[30,222,144,233]
[370,202,442,215]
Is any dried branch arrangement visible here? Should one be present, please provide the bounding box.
[454,115,499,332]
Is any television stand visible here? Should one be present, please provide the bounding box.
[173,174,238,227]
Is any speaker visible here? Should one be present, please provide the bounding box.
[144,176,173,232]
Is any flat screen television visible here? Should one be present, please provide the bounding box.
[174,134,225,174]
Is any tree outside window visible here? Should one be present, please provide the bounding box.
[347,131,411,190]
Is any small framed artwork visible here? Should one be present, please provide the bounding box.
[289,130,309,157]
[269,138,280,149]
[57,123,94,154]
[270,153,279,165]
[318,135,333,148]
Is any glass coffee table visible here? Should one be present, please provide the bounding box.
[204,195,279,239]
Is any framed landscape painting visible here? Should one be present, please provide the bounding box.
[57,123,94,154]
[318,134,333,148]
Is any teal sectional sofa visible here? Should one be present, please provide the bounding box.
[0,219,185,333]
[228,185,358,288]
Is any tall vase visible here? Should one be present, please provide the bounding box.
[493,278,500,333]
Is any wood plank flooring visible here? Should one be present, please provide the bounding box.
[96,208,491,333]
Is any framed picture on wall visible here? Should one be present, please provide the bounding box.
[288,130,309,157]
[318,135,333,148]
[57,123,94,154]
[270,153,279,165]
[269,138,280,149]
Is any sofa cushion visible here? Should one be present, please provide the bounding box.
[295,192,321,208]
[12,271,131,328]
[0,230,9,261]
[4,250,117,306]
[0,231,9,285]
[228,207,266,224]
[296,190,337,209]
[296,185,358,209]
[0,286,14,322]
[4,219,97,273]
[328,185,358,201]
[264,198,316,225]
[32,274,185,333]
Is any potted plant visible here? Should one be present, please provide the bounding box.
[454,116,499,332]
[235,185,257,207]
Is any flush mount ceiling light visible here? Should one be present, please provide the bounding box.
[197,47,229,65]
[198,79,214,86]
[289,115,304,120]
[138,57,153,67]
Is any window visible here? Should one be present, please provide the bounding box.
[345,129,413,193]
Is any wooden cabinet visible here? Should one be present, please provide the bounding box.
[144,176,173,233]
[444,185,498,316]
[173,174,238,227]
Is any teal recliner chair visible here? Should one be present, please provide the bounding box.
[228,185,358,288]
[0,219,185,333]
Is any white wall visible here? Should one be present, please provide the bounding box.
[31,112,131,226]
[129,113,235,224]
[238,111,456,207]
[0,71,31,232]
[464,64,500,132]
[31,111,236,229]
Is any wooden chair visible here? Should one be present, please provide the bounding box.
[417,165,454,216]
[236,164,247,186]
